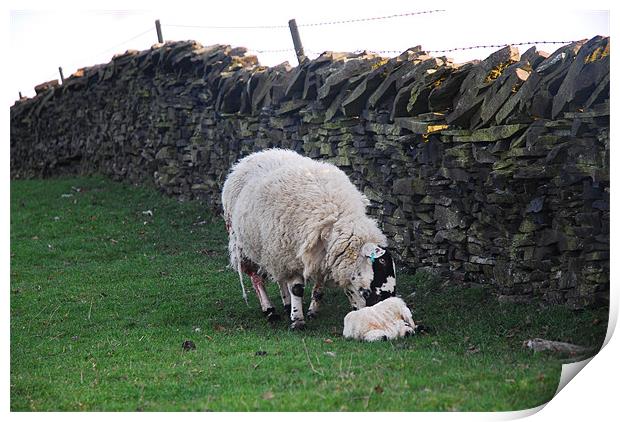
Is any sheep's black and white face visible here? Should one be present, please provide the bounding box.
[366,249,396,306]
[351,243,396,307]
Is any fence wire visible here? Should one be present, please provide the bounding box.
[86,27,155,62]
[251,48,295,54]
[36,26,155,86]
[21,10,583,98]
[251,40,576,59]
[297,10,446,27]
[343,40,577,56]
[164,9,445,30]
[427,40,578,53]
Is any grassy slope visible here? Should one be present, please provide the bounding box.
[10,176,607,411]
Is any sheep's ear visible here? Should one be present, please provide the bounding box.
[361,243,385,259]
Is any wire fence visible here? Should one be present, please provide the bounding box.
[340,40,579,56]
[40,26,155,84]
[165,10,446,29]
[428,40,578,54]
[22,9,580,99]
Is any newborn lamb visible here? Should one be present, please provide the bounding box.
[343,297,416,342]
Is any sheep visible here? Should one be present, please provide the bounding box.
[343,297,415,341]
[222,149,315,321]
[221,148,397,329]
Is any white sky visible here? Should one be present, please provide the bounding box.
[8,1,610,103]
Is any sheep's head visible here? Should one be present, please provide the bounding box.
[362,243,397,306]
[346,243,396,307]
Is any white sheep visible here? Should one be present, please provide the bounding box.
[343,297,416,341]
[222,149,315,320]
[222,148,397,329]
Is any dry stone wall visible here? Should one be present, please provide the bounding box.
[10,36,610,308]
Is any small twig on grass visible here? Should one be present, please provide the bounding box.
[302,338,324,376]
[33,304,50,320]
[88,298,93,321]
[45,305,61,325]
[363,386,374,410]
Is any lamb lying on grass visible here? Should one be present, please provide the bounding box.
[343,297,415,342]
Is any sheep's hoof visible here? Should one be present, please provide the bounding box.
[264,308,280,322]
[266,312,281,322]
[306,310,318,320]
[290,320,306,330]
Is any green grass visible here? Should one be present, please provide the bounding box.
[10,176,608,411]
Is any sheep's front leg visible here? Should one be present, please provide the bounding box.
[307,280,324,320]
[278,280,291,317]
[287,277,306,330]
[344,285,367,311]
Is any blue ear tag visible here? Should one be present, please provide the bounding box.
[370,252,376,264]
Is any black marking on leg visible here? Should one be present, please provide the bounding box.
[291,283,304,297]
[284,304,291,316]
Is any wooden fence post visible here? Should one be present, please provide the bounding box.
[288,19,306,65]
[155,19,164,43]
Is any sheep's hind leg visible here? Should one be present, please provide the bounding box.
[286,277,306,330]
[249,273,280,322]
[240,259,279,322]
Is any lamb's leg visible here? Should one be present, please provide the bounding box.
[249,273,280,322]
[307,280,324,320]
[363,330,390,342]
[287,277,306,330]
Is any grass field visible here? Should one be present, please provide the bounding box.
[10,176,608,411]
